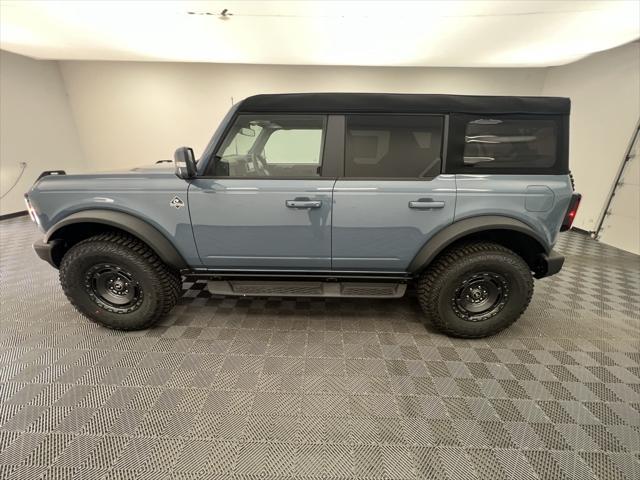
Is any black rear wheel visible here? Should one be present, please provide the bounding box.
[418,242,533,338]
[452,271,509,322]
[60,232,181,330]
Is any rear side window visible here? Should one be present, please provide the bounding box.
[345,115,444,178]
[447,114,567,174]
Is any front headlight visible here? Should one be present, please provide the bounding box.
[24,195,37,223]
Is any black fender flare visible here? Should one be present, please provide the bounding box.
[407,215,549,274]
[45,209,188,270]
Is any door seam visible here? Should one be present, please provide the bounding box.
[330,178,337,270]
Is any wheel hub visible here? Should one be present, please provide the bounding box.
[452,272,509,322]
[84,263,143,314]
[467,285,489,303]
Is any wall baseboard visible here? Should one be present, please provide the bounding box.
[570,227,593,236]
[0,210,28,221]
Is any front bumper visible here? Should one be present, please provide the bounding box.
[534,249,565,279]
[33,238,63,268]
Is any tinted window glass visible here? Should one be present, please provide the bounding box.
[214,115,325,177]
[463,117,557,169]
[221,124,263,158]
[263,129,323,165]
[345,115,444,178]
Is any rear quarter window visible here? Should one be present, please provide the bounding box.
[446,114,568,175]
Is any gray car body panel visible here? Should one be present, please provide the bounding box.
[454,174,573,249]
[28,169,201,266]
[29,170,571,274]
[332,176,457,271]
[188,178,334,269]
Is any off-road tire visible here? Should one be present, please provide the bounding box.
[59,232,182,330]
[417,242,533,338]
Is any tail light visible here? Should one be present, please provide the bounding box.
[561,193,581,232]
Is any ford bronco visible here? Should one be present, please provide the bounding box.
[26,93,581,338]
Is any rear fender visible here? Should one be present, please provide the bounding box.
[408,215,549,273]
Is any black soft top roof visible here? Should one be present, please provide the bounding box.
[238,93,570,115]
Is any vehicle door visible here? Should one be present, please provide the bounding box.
[332,114,456,271]
[189,114,339,270]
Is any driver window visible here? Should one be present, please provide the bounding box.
[221,124,263,158]
[213,114,325,177]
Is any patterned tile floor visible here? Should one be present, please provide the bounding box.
[0,216,639,480]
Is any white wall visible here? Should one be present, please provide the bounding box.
[0,50,84,216]
[542,42,640,232]
[598,127,639,254]
[58,61,547,171]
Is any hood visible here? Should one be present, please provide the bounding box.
[129,161,174,173]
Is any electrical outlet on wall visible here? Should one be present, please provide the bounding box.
[0,161,29,202]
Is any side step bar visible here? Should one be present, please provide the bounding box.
[208,280,407,298]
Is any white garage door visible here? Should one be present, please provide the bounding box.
[598,125,640,255]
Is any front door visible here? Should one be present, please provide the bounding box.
[332,114,456,271]
[189,114,335,270]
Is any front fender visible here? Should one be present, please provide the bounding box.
[46,209,188,270]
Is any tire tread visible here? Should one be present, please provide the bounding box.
[59,232,182,330]
[417,242,533,338]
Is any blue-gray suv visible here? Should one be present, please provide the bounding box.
[26,93,581,338]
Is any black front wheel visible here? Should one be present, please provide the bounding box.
[84,263,144,314]
[59,232,182,330]
[418,242,533,338]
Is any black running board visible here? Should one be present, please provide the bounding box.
[208,280,407,298]
[186,269,412,281]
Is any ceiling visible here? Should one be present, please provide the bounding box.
[1,0,638,68]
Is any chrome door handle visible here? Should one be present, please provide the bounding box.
[409,199,445,209]
[286,198,322,209]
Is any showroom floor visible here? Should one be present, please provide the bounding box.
[0,216,639,480]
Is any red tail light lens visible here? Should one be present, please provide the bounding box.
[561,193,581,232]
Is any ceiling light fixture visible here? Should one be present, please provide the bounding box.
[187,9,233,20]
[218,9,233,21]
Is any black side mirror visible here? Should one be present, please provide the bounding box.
[174,147,196,179]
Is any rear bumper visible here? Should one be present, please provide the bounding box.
[535,249,565,279]
[33,238,63,268]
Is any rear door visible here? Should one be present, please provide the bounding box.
[189,114,339,270]
[332,114,456,271]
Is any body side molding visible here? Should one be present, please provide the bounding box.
[407,215,549,273]
[45,209,188,270]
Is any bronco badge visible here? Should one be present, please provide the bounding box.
[169,195,184,209]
